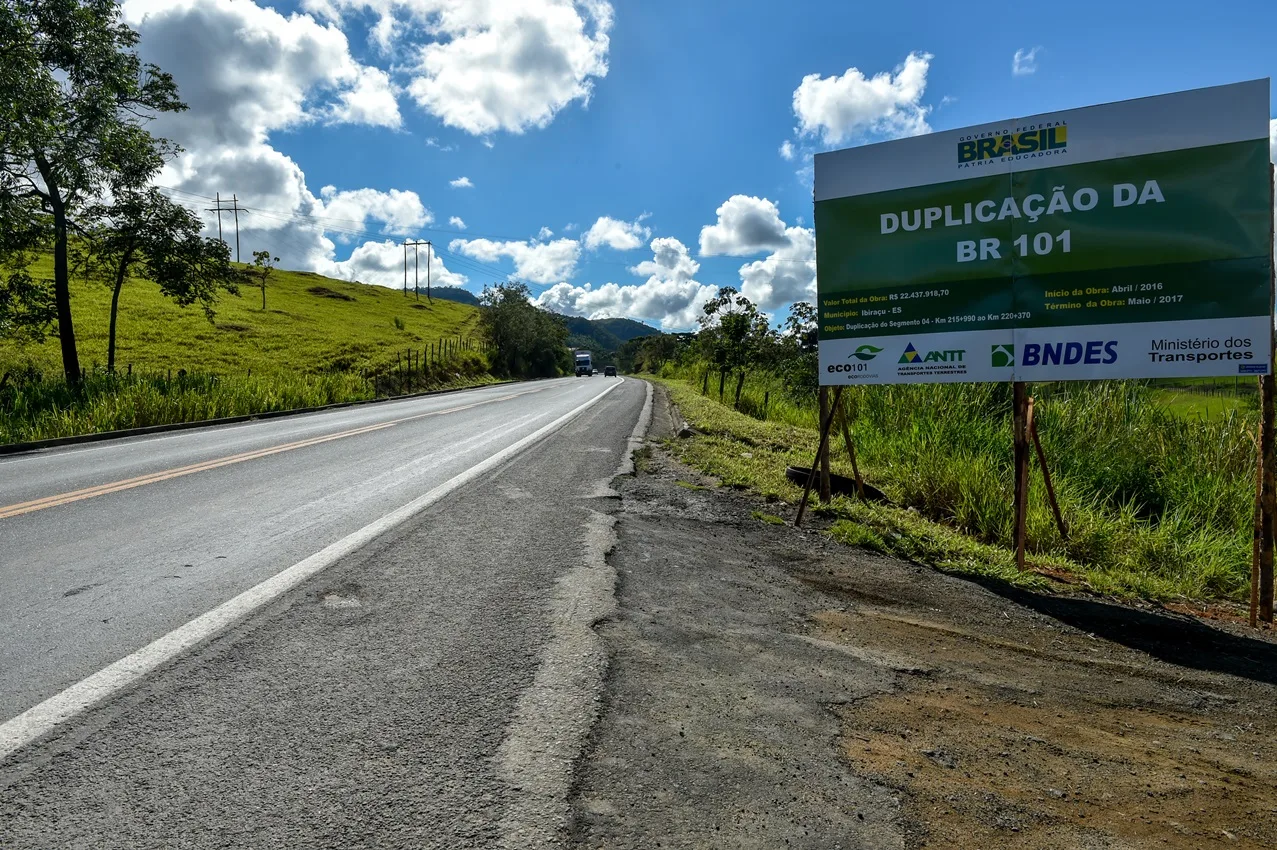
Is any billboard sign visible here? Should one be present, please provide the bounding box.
[814,80,1273,384]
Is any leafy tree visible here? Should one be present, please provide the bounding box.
[0,0,186,382]
[775,301,819,400]
[697,287,771,406]
[479,282,570,378]
[78,187,238,370]
[250,251,279,310]
[0,193,55,341]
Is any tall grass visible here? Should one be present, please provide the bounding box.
[661,363,1258,602]
[0,351,494,444]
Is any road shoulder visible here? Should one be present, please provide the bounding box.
[571,384,1277,849]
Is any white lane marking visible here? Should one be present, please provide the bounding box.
[0,379,622,764]
[495,377,652,847]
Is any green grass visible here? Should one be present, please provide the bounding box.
[1,253,483,377]
[654,370,1258,604]
[1,255,496,443]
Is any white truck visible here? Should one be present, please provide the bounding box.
[574,349,593,377]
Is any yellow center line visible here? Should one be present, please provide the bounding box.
[0,386,555,521]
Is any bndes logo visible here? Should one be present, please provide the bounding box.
[1022,341,1118,367]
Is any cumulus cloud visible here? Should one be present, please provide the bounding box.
[737,226,815,310]
[792,51,933,146]
[583,215,651,251]
[449,215,467,229]
[317,186,431,238]
[450,176,474,188]
[324,239,467,289]
[699,195,790,257]
[308,0,613,136]
[120,0,455,290]
[534,237,716,330]
[449,236,581,284]
[779,140,795,160]
[1013,47,1041,77]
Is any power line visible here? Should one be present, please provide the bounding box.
[204,193,244,262]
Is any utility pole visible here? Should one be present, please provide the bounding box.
[405,240,431,302]
[205,193,244,262]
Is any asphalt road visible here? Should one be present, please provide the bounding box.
[0,375,645,814]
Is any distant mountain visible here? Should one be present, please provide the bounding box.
[592,317,661,343]
[424,286,480,306]
[553,314,661,366]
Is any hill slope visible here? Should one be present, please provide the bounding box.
[1,256,483,377]
[556,314,661,366]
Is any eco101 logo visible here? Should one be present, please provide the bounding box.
[957,125,1067,165]
[827,344,883,374]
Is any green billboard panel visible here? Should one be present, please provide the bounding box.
[814,80,1272,384]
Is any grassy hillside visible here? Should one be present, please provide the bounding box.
[1,253,483,378]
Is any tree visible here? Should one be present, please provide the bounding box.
[250,251,279,310]
[0,192,55,341]
[479,282,570,378]
[697,287,770,406]
[78,187,238,370]
[1,0,186,382]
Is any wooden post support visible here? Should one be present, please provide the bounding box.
[1013,381,1030,571]
[1028,398,1068,542]
[818,387,832,503]
[795,386,843,527]
[837,397,866,500]
[1263,375,1276,624]
[1252,423,1263,629]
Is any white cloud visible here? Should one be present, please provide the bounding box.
[699,195,790,257]
[792,51,933,146]
[697,195,816,310]
[449,215,467,229]
[324,239,467,289]
[120,0,453,291]
[328,64,401,126]
[537,226,555,240]
[450,176,474,188]
[1013,47,1041,77]
[309,0,613,136]
[737,226,815,310]
[583,215,651,251]
[318,186,431,238]
[449,236,581,284]
[426,136,455,152]
[535,237,715,329]
[779,140,795,160]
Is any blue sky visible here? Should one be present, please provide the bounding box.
[121,0,1277,330]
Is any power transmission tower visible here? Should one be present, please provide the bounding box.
[404,239,431,302]
[205,193,244,262]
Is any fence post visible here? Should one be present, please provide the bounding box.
[1013,381,1030,571]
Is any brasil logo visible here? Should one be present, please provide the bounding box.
[850,345,882,362]
[991,344,1014,367]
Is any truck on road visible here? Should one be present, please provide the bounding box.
[574,350,593,377]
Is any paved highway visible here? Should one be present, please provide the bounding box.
[0,375,647,846]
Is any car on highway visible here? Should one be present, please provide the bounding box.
[604,366,617,376]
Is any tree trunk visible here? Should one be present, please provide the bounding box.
[49,196,81,384]
[261,280,266,310]
[108,263,126,373]
[734,370,746,409]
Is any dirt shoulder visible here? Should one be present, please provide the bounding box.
[569,384,1277,849]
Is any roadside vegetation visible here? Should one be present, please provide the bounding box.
[629,287,1259,605]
